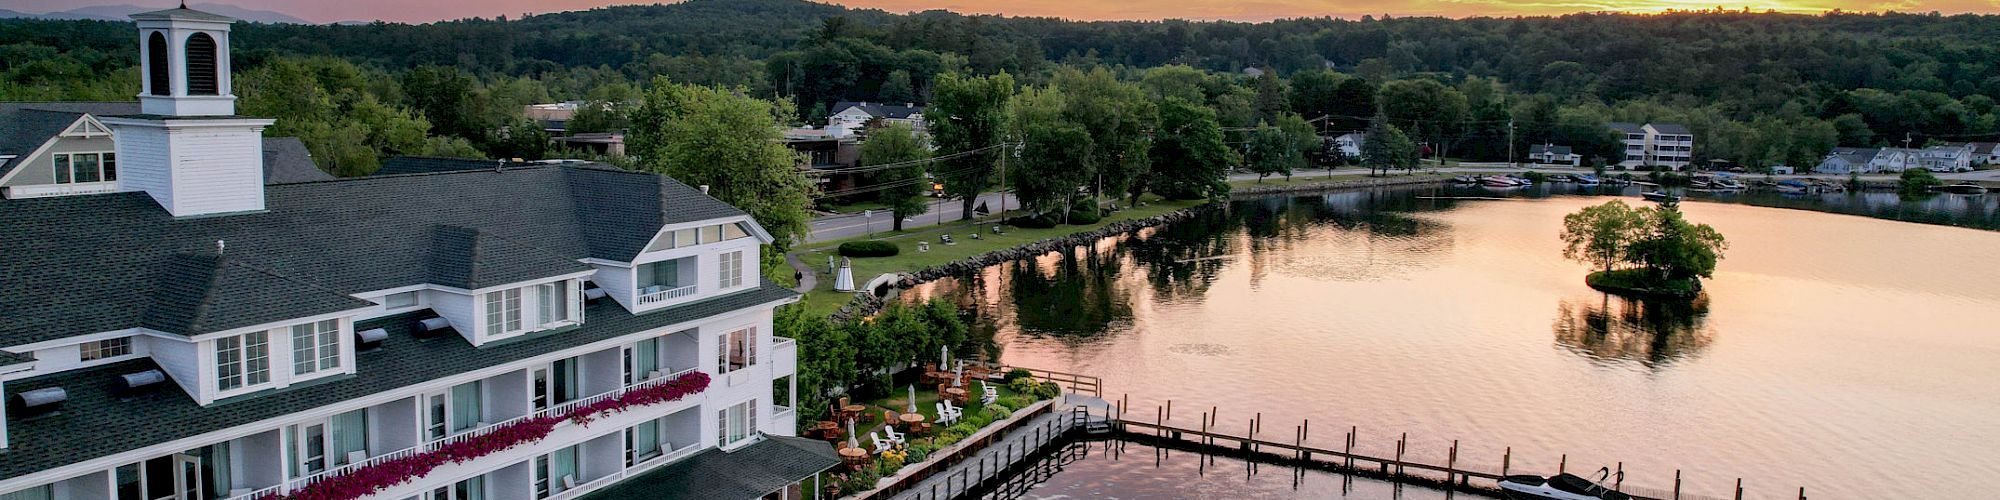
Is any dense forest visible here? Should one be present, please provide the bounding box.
[5,0,1999,171]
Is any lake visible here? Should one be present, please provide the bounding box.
[903,185,2000,498]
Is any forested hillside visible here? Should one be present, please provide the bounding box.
[5,0,1997,170]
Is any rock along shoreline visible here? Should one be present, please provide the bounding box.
[828,175,1449,321]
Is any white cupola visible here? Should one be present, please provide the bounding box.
[100,4,275,217]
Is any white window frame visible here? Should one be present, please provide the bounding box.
[535,280,578,328]
[716,398,758,449]
[484,288,524,337]
[79,337,133,361]
[291,319,341,376]
[383,291,419,309]
[215,331,271,393]
[715,327,756,375]
[718,251,744,289]
[51,151,116,185]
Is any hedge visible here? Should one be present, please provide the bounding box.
[838,240,900,257]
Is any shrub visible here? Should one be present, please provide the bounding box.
[905,445,931,463]
[936,430,966,446]
[948,422,979,436]
[1004,369,1033,383]
[838,240,900,257]
[984,406,1011,421]
[841,468,880,494]
[1005,214,1057,228]
[877,454,906,474]
[1065,209,1102,225]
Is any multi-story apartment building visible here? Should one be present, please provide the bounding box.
[1610,122,1694,170]
[0,7,833,500]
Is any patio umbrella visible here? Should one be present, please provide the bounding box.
[952,363,963,387]
[846,419,859,450]
[940,346,948,371]
[907,385,918,414]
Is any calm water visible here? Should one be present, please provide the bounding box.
[996,440,1462,500]
[905,187,2000,499]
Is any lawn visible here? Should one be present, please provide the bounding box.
[793,195,1205,317]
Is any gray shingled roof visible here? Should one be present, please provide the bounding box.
[428,225,595,290]
[261,137,331,184]
[0,282,799,480]
[1529,144,1573,156]
[831,101,924,120]
[374,156,516,176]
[1650,123,1692,135]
[581,435,838,500]
[141,252,377,336]
[1608,122,1643,134]
[0,164,748,347]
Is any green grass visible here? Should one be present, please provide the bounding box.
[794,195,1204,318]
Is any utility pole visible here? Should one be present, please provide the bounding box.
[998,143,1008,222]
[1507,120,1516,169]
[1904,132,1913,150]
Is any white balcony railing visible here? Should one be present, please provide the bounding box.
[636,285,696,305]
[277,367,705,497]
[4,181,118,199]
[772,337,797,377]
[223,484,283,500]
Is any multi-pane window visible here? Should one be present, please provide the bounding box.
[537,281,572,326]
[718,251,744,288]
[625,417,664,466]
[716,328,755,374]
[52,152,115,184]
[79,337,133,361]
[217,331,270,391]
[292,319,340,376]
[716,399,757,448]
[484,288,523,335]
[383,291,418,309]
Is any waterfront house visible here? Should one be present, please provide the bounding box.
[1609,122,1694,170]
[1527,144,1579,166]
[1916,143,1978,172]
[0,102,326,199]
[0,7,830,500]
[1332,132,1365,158]
[1814,147,1879,174]
[1969,142,2000,166]
[1870,148,1918,172]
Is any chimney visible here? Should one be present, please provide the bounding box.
[102,6,273,217]
[699,185,710,194]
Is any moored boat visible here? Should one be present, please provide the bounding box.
[1482,176,1522,187]
[1641,191,1680,203]
[1934,183,1989,195]
[1498,469,1632,500]
[1776,179,1810,194]
[1574,175,1602,186]
[1451,175,1480,184]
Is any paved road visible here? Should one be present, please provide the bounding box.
[807,192,1016,243]
[1229,164,2000,182]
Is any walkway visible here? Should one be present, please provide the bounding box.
[783,252,817,294]
[882,395,1107,500]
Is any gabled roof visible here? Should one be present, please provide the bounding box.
[1530,144,1573,155]
[0,164,750,347]
[0,282,799,481]
[1825,147,1879,165]
[142,252,375,336]
[428,225,594,290]
[260,137,331,184]
[583,435,839,500]
[1969,142,2000,155]
[0,101,141,174]
[1608,122,1644,134]
[1648,123,1692,135]
[831,101,924,120]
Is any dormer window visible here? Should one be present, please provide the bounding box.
[484,289,524,336]
[80,337,133,361]
[718,251,744,289]
[53,152,115,184]
[216,331,271,391]
[291,319,340,376]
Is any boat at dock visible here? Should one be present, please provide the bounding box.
[1498,469,1632,500]
[1933,183,1989,195]
[1451,175,1480,185]
[1776,179,1810,194]
[1641,191,1680,203]
[1482,176,1523,187]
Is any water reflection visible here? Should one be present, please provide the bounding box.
[1008,245,1134,339]
[1551,295,1715,368]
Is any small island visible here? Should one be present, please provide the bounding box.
[1560,199,1728,299]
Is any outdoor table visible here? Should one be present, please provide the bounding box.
[943,387,967,404]
[842,404,868,422]
[898,412,926,430]
[837,446,869,469]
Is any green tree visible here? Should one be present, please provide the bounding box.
[1360,114,1418,175]
[1898,168,1942,196]
[567,101,628,134]
[880,69,917,104]
[627,78,815,247]
[1559,200,1644,273]
[859,123,931,231]
[1252,68,1288,123]
[1245,121,1305,182]
[1008,86,1094,216]
[1051,67,1155,204]
[1377,79,1467,164]
[1140,65,1208,103]
[1328,77,1377,131]
[236,56,443,176]
[1148,97,1234,200]
[1286,68,1347,123]
[1626,205,1728,284]
[400,65,491,143]
[930,72,1016,220]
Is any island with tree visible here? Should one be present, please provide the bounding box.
[1560,200,1728,299]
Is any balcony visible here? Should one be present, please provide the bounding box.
[4,181,118,199]
[772,405,797,435]
[772,337,797,378]
[636,284,696,305]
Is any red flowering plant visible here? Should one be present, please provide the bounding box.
[268,371,709,500]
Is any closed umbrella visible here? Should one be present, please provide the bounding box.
[846,419,859,450]
[907,385,918,414]
[952,362,963,387]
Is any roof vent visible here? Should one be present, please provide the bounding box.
[117,370,167,393]
[355,328,389,350]
[11,387,66,416]
[413,317,453,338]
[583,285,608,302]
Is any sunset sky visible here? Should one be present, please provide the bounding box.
[15,0,2000,24]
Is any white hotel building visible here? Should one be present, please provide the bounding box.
[0,7,833,500]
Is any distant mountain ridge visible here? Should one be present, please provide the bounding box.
[0,3,311,24]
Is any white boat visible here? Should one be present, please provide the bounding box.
[1498,469,1632,500]
[1482,176,1522,187]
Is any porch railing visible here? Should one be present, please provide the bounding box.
[636,285,697,304]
